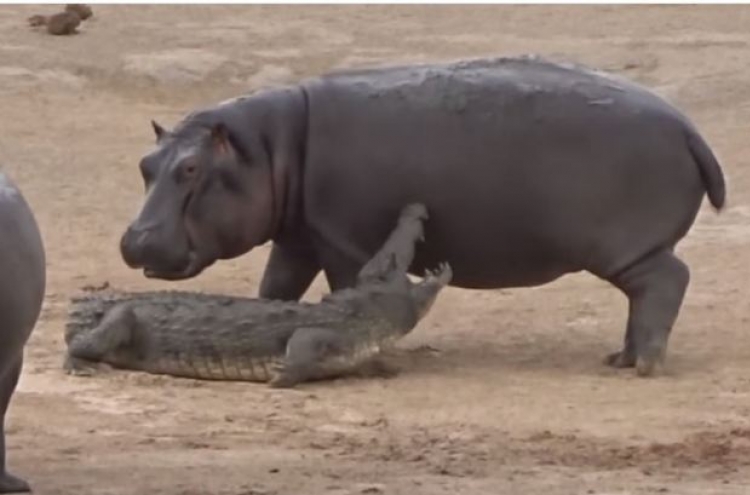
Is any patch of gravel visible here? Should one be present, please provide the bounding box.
[243,64,295,89]
[0,65,86,90]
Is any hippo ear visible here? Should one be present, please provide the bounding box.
[151,120,167,142]
[211,123,232,155]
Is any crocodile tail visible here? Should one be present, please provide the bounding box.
[685,126,726,211]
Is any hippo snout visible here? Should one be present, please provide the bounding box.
[120,225,191,274]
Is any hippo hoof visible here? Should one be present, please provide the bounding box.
[635,354,666,378]
[634,339,668,377]
[0,472,31,493]
[603,350,636,368]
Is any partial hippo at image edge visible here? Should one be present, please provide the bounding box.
[0,170,46,493]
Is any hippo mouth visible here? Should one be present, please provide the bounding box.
[142,225,215,280]
[141,193,212,280]
[143,251,208,281]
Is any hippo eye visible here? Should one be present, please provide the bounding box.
[178,161,199,182]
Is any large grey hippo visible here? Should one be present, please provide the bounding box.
[120,56,726,377]
[0,170,45,493]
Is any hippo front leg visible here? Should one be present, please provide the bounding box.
[259,242,322,301]
[317,246,366,292]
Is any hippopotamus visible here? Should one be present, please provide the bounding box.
[120,56,726,377]
[0,171,45,493]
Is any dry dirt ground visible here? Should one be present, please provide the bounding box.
[1,4,750,495]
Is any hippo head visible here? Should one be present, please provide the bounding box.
[120,119,275,280]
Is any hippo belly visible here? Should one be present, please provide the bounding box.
[301,57,709,289]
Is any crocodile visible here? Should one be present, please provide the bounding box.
[64,203,451,387]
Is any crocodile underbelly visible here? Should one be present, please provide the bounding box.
[142,354,284,382]
[316,336,395,377]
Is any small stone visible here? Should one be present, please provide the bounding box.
[357,484,385,494]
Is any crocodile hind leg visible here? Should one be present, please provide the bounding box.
[356,203,428,284]
[272,324,391,388]
[64,304,136,375]
[270,327,346,388]
[271,328,401,388]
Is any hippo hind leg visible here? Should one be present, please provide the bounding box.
[0,355,30,493]
[604,249,690,377]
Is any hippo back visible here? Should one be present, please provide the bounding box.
[298,56,716,288]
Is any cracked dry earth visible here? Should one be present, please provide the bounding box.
[1,5,750,495]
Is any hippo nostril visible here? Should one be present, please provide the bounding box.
[123,226,155,248]
[135,229,151,246]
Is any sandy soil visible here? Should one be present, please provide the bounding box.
[1,5,750,494]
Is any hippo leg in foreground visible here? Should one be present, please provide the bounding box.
[119,57,726,376]
[0,171,46,493]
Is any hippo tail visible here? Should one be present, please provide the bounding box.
[685,127,726,211]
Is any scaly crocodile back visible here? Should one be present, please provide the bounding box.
[65,289,256,345]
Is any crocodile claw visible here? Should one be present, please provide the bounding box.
[402,203,429,222]
[425,262,453,284]
[63,355,109,376]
